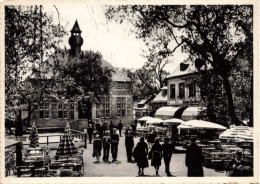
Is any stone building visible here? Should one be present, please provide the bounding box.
[26,20,133,128]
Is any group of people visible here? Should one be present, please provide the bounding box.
[86,120,248,177]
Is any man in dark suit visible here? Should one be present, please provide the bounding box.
[125,130,134,162]
[162,138,174,176]
[118,120,123,137]
[111,128,119,162]
[185,137,204,177]
[87,124,94,144]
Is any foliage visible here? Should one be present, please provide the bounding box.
[105,5,253,126]
[5,5,66,130]
[120,64,167,102]
[59,50,113,106]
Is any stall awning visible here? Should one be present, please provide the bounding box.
[5,138,20,148]
[182,107,206,121]
[154,106,180,120]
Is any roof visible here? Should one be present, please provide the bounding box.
[38,50,130,82]
[101,59,130,82]
[150,91,167,103]
[138,99,149,105]
[166,63,196,79]
[70,20,82,33]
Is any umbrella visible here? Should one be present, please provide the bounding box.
[163,118,184,125]
[138,116,153,121]
[29,123,39,148]
[146,117,163,124]
[56,129,78,157]
[177,120,227,130]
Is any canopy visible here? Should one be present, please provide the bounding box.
[163,118,184,125]
[219,125,253,141]
[29,123,39,148]
[138,116,153,121]
[146,117,163,124]
[181,107,206,121]
[154,106,180,120]
[177,120,227,130]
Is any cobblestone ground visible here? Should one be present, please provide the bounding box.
[49,133,226,177]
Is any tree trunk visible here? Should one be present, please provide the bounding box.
[248,76,253,127]
[222,76,241,126]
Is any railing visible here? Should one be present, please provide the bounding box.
[23,129,87,149]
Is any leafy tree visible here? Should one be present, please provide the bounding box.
[59,51,113,119]
[106,5,253,126]
[5,5,66,134]
[121,63,168,102]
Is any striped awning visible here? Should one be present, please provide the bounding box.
[182,107,206,121]
[154,106,180,120]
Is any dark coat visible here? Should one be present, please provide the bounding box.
[162,143,174,161]
[87,127,93,135]
[102,136,111,149]
[133,142,149,168]
[125,135,134,148]
[93,138,102,156]
[111,134,119,145]
[229,159,246,176]
[185,143,204,177]
[147,133,156,143]
[151,143,162,166]
[118,122,123,130]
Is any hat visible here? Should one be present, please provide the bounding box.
[190,136,196,143]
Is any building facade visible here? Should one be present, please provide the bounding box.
[154,62,205,120]
[26,20,133,128]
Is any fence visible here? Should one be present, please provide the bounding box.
[23,129,87,149]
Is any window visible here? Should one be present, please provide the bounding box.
[117,97,126,117]
[170,84,176,99]
[117,84,121,90]
[58,103,68,119]
[101,97,110,118]
[179,83,185,98]
[189,83,195,97]
[39,103,49,119]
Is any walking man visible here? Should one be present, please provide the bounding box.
[118,120,123,137]
[87,124,94,144]
[125,130,134,162]
[109,120,114,135]
[102,131,111,162]
[162,137,174,176]
[185,137,204,177]
[111,128,119,162]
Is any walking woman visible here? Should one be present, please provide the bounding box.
[151,138,163,176]
[133,137,149,176]
[92,134,102,163]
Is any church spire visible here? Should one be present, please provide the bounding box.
[69,20,83,57]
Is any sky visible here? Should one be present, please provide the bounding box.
[48,5,186,73]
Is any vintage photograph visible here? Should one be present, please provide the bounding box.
[2,1,258,182]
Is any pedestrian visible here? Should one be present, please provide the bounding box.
[185,137,204,177]
[228,151,247,176]
[125,125,131,136]
[162,137,174,176]
[111,128,119,162]
[150,138,163,176]
[118,120,123,137]
[147,130,156,149]
[133,137,149,176]
[131,122,137,137]
[125,130,134,162]
[102,131,111,162]
[102,121,108,134]
[87,124,94,144]
[109,120,114,135]
[92,134,102,163]
[98,122,103,139]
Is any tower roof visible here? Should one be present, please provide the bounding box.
[70,20,82,33]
